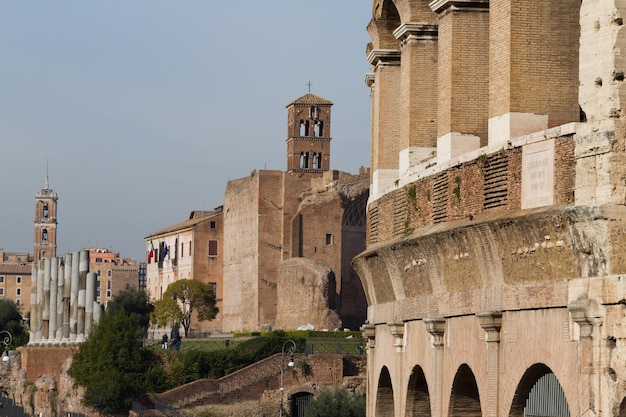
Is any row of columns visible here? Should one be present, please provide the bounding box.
[367,0,580,196]
[29,250,101,345]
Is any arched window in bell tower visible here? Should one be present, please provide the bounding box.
[42,229,48,242]
[43,204,49,220]
[310,106,319,119]
[300,120,306,136]
[312,153,319,169]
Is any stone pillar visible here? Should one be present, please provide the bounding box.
[56,257,64,341]
[430,0,489,164]
[85,272,96,336]
[395,22,438,176]
[77,250,88,342]
[367,48,402,197]
[49,257,58,342]
[35,259,45,342]
[388,322,405,416]
[29,263,37,344]
[63,253,72,341]
[361,324,376,417]
[569,299,605,417]
[425,317,445,417]
[70,251,79,341]
[488,0,579,145]
[477,311,502,417]
[42,258,51,340]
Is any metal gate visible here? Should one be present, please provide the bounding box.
[524,372,570,417]
[291,392,312,417]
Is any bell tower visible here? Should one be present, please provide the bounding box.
[34,174,58,262]
[286,91,333,177]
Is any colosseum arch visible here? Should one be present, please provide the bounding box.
[405,365,431,417]
[376,366,395,417]
[448,364,481,417]
[509,364,570,417]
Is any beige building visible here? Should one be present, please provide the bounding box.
[145,208,224,334]
[354,1,626,417]
[87,248,140,306]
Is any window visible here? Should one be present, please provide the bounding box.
[42,229,48,242]
[209,282,217,297]
[43,204,49,219]
[326,233,333,245]
[189,241,192,256]
[107,281,112,289]
[97,270,101,277]
[125,283,130,290]
[16,288,21,296]
[16,276,22,284]
[0,288,4,296]
[181,242,184,257]
[107,270,112,277]
[210,221,216,230]
[15,299,20,306]
[208,240,218,257]
[0,276,4,283]
[106,290,111,298]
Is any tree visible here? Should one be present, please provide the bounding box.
[70,309,158,413]
[0,299,27,347]
[106,287,154,334]
[152,279,218,337]
[304,387,365,417]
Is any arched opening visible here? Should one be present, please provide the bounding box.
[508,364,570,417]
[312,153,319,169]
[300,120,306,136]
[42,229,48,243]
[376,366,395,417]
[405,365,431,417]
[449,364,481,417]
[43,203,49,219]
[291,391,313,417]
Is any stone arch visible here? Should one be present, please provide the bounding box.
[405,365,431,417]
[368,0,401,50]
[448,364,481,417]
[508,363,570,417]
[376,366,395,417]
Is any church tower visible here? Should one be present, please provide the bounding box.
[286,92,333,176]
[34,175,58,262]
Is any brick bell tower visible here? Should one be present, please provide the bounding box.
[286,90,333,177]
[34,173,58,262]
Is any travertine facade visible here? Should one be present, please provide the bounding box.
[354,1,626,416]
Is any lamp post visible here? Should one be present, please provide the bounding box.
[0,330,12,362]
[279,339,296,417]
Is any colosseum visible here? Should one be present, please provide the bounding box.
[353,1,626,416]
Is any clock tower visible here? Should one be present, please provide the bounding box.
[34,175,58,262]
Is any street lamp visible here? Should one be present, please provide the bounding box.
[0,331,12,362]
[279,339,296,417]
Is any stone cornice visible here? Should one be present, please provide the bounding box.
[393,23,438,42]
[365,73,375,87]
[367,49,401,66]
[429,0,489,15]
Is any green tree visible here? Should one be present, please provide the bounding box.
[106,287,154,334]
[152,279,218,337]
[0,299,27,347]
[304,387,365,417]
[70,309,157,413]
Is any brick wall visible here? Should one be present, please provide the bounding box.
[368,135,576,245]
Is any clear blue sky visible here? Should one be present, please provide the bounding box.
[0,2,373,262]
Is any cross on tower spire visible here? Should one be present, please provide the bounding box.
[306,80,313,93]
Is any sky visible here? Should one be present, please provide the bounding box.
[0,2,373,263]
